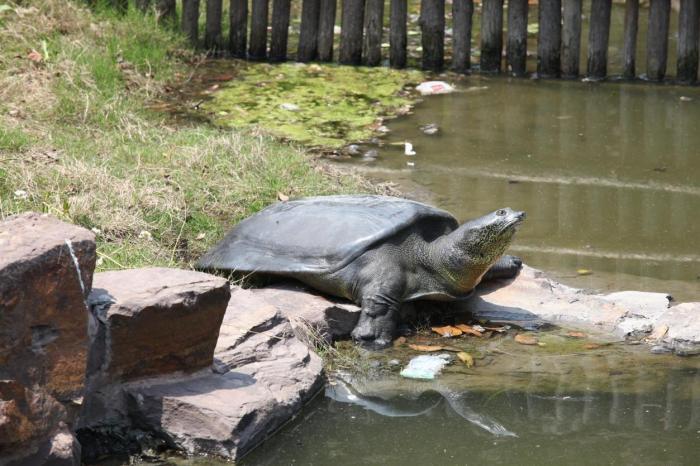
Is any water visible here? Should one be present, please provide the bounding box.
[339,77,700,302]
[244,340,700,466]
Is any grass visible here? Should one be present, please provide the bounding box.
[0,0,378,270]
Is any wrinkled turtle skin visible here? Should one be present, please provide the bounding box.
[197,195,525,348]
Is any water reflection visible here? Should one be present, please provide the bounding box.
[344,78,700,300]
[244,355,700,466]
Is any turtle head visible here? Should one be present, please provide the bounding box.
[435,208,526,277]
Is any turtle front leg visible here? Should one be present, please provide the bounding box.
[351,293,401,349]
[483,255,523,281]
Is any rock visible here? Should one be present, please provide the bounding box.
[126,290,324,460]
[654,303,700,356]
[468,265,700,356]
[79,268,230,434]
[0,212,94,466]
[0,212,95,401]
[86,268,230,383]
[226,284,361,346]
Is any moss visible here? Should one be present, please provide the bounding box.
[205,62,422,148]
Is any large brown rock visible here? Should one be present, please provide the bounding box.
[78,268,231,461]
[126,287,326,460]
[86,268,230,383]
[0,212,95,466]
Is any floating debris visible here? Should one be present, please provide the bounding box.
[400,354,451,380]
[416,81,455,96]
[576,268,593,276]
[456,352,474,368]
[279,102,300,112]
[420,123,439,135]
[404,142,416,155]
[514,334,539,345]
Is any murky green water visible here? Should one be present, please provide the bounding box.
[339,77,700,302]
[244,338,700,466]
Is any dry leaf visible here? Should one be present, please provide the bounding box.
[456,352,474,368]
[431,325,463,337]
[584,343,602,350]
[648,324,669,341]
[277,192,289,202]
[483,326,507,333]
[393,336,407,347]
[514,334,539,345]
[408,344,444,352]
[566,331,587,339]
[576,269,593,276]
[27,49,42,63]
[454,324,483,337]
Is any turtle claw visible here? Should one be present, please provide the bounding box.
[351,311,397,350]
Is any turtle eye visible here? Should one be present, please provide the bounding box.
[496,209,506,216]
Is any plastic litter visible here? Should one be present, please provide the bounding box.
[404,142,416,156]
[400,354,451,380]
[416,81,455,96]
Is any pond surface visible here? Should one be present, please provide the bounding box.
[338,77,700,302]
[244,336,700,466]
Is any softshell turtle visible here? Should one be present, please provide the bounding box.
[197,195,525,348]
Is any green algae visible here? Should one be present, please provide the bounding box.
[204,62,422,148]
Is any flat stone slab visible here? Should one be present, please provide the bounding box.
[126,291,324,460]
[468,265,700,356]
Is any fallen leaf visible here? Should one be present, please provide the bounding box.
[576,269,593,276]
[514,334,539,345]
[566,331,587,339]
[454,324,483,337]
[440,345,464,353]
[431,325,463,337]
[584,343,602,350]
[211,73,234,82]
[27,49,42,63]
[648,324,669,341]
[393,336,407,347]
[483,326,507,333]
[456,352,474,368]
[408,344,444,352]
[195,233,206,240]
[277,192,289,202]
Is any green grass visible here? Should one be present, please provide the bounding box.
[0,0,373,271]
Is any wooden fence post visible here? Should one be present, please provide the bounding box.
[646,0,670,82]
[480,0,503,73]
[622,0,639,79]
[318,0,337,62]
[136,0,151,12]
[452,0,473,74]
[420,0,445,71]
[587,0,612,80]
[340,0,365,65]
[229,0,248,58]
[249,0,269,60]
[205,0,223,52]
[270,0,291,62]
[182,0,200,46]
[299,0,321,62]
[363,0,384,66]
[507,0,527,76]
[390,0,408,68]
[561,0,582,78]
[537,0,561,77]
[677,0,699,83]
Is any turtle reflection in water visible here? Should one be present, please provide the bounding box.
[197,195,525,348]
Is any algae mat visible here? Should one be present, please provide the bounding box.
[205,62,421,148]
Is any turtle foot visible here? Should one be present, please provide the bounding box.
[484,255,523,281]
[351,313,396,350]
